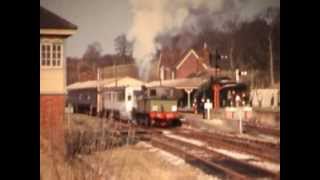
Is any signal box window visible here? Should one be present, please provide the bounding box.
[40,42,63,68]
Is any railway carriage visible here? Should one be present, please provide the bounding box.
[101,86,142,120]
[102,85,181,127]
[67,88,97,115]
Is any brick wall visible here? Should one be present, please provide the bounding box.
[176,54,206,79]
[40,95,65,155]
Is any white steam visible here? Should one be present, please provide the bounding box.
[127,0,223,80]
[127,0,279,80]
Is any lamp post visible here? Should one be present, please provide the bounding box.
[210,50,228,78]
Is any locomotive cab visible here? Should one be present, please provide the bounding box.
[133,86,180,127]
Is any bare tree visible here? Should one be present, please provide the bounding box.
[83,42,102,66]
[223,14,240,71]
[114,34,133,58]
[264,7,280,86]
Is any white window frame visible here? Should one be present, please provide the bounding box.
[40,39,64,69]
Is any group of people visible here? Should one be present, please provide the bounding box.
[226,90,249,107]
[192,98,208,118]
[192,90,249,114]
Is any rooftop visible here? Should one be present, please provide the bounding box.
[40,6,77,30]
[67,76,145,91]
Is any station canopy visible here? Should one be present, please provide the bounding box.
[146,78,207,90]
[103,76,145,88]
[67,76,145,91]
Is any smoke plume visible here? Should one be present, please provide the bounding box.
[127,0,279,80]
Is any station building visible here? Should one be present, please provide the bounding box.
[40,6,77,154]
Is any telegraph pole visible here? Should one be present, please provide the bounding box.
[113,56,118,87]
[215,49,221,79]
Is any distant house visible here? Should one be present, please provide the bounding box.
[99,63,139,80]
[40,6,77,154]
[158,43,211,80]
[67,58,97,85]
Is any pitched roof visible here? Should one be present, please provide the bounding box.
[159,47,210,70]
[40,6,77,30]
[175,49,208,70]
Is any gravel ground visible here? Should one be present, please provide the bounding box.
[41,113,223,180]
[76,142,222,180]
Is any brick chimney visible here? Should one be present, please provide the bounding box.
[203,42,210,65]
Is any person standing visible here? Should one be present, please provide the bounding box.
[271,94,275,108]
[193,99,198,114]
[242,93,246,106]
[232,90,236,107]
[258,92,262,108]
[235,94,241,107]
[227,90,232,107]
[249,93,253,107]
[201,98,205,119]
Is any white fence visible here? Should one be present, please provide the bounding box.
[250,89,280,108]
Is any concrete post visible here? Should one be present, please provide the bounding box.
[239,112,243,134]
[238,108,243,134]
[97,67,102,114]
[186,89,192,109]
[204,99,212,120]
[236,69,240,83]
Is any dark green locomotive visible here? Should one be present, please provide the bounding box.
[132,86,181,127]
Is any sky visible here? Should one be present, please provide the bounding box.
[40,0,132,58]
[40,0,279,59]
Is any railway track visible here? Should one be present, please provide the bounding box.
[181,125,279,149]
[113,118,280,163]
[244,121,280,137]
[69,115,280,178]
[172,128,280,163]
[151,134,279,180]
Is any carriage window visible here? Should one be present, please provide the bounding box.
[118,91,125,101]
[150,89,156,96]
